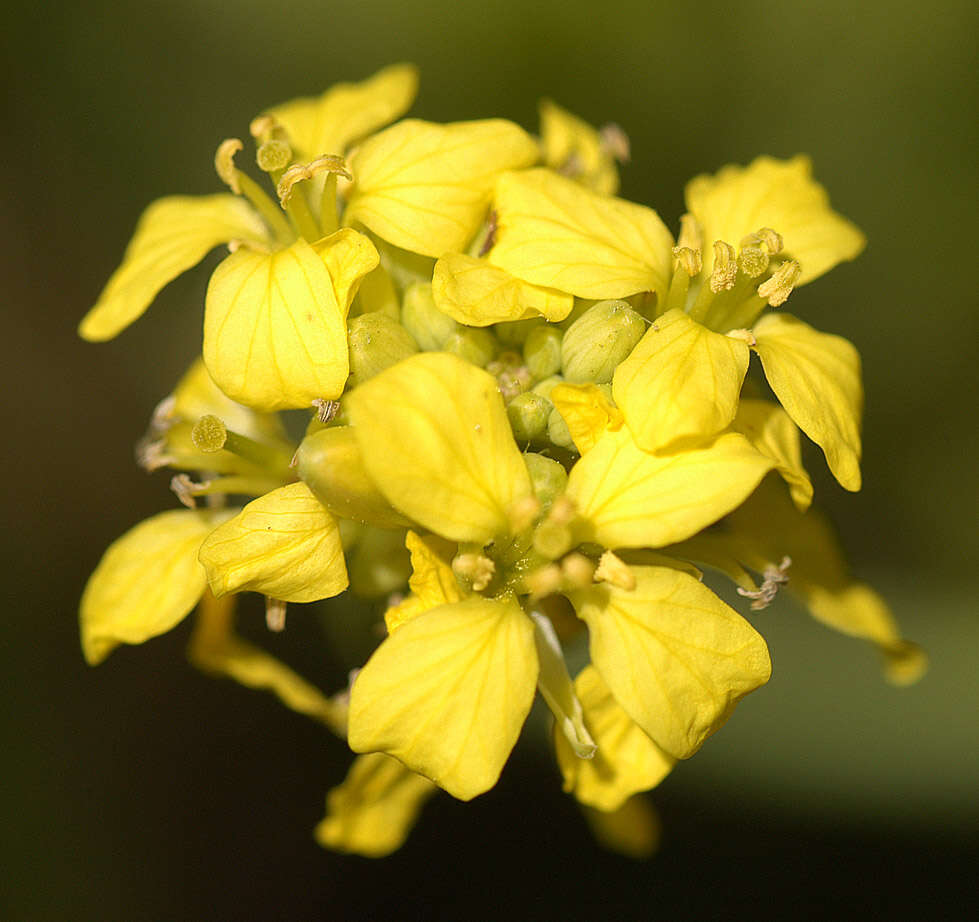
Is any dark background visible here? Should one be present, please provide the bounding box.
[3,1,976,918]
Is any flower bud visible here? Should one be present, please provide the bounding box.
[495,317,543,347]
[523,325,563,380]
[443,327,498,367]
[561,300,645,384]
[532,374,564,400]
[294,427,410,528]
[347,313,419,385]
[522,452,568,508]
[507,392,552,442]
[548,406,575,450]
[401,282,457,350]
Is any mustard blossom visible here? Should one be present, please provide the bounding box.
[79,66,924,859]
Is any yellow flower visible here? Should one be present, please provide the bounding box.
[337,352,772,801]
[488,158,866,490]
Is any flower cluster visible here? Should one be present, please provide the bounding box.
[79,65,924,857]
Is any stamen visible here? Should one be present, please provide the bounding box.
[136,436,175,472]
[509,495,542,534]
[594,550,636,591]
[477,210,498,257]
[756,227,783,255]
[676,213,703,255]
[525,563,563,600]
[256,139,292,173]
[709,241,738,293]
[265,597,287,632]
[737,556,791,610]
[452,553,496,592]
[215,138,243,194]
[312,398,341,424]
[170,473,199,508]
[599,123,631,163]
[561,552,595,589]
[757,260,802,307]
[276,155,351,206]
[672,245,702,277]
[249,114,287,144]
[725,328,757,347]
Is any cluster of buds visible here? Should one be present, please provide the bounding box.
[78,65,924,858]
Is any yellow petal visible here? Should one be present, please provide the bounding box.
[489,168,674,300]
[566,427,772,550]
[555,665,675,811]
[612,309,750,452]
[685,155,865,285]
[315,752,437,857]
[345,119,539,257]
[203,238,352,411]
[568,566,772,759]
[346,352,533,543]
[79,195,270,341]
[582,796,661,859]
[752,312,862,491]
[549,382,624,454]
[198,482,347,603]
[432,253,573,325]
[406,531,461,611]
[733,398,813,511]
[314,228,380,317]
[267,63,419,160]
[539,98,619,195]
[348,596,538,800]
[80,509,230,665]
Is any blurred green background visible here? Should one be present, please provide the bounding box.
[3,0,976,918]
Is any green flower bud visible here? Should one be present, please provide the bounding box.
[522,452,568,509]
[532,374,564,400]
[443,327,498,367]
[401,282,457,351]
[347,313,418,385]
[494,316,544,347]
[507,392,552,442]
[548,406,575,450]
[376,238,435,293]
[557,298,596,331]
[561,299,645,384]
[294,427,411,528]
[523,325,563,380]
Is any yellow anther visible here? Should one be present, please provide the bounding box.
[547,495,577,527]
[452,553,496,592]
[676,213,704,254]
[265,596,287,632]
[560,552,595,589]
[312,398,341,424]
[672,245,703,277]
[599,123,631,163]
[756,227,783,255]
[170,473,199,509]
[276,155,351,206]
[256,139,292,173]
[525,563,563,600]
[215,138,243,194]
[509,495,542,534]
[249,114,282,143]
[594,550,636,591]
[709,241,738,292]
[757,259,802,307]
[726,328,757,347]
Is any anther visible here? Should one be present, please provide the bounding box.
[756,227,783,255]
[672,245,703,277]
[509,495,542,534]
[600,123,631,163]
[277,155,351,206]
[676,213,703,255]
[136,436,175,472]
[726,328,757,347]
[525,563,563,600]
[249,114,285,143]
[561,553,595,589]
[215,138,243,194]
[265,597,287,632]
[757,260,802,307]
[709,241,738,292]
[452,553,496,592]
[594,550,636,591]
[312,398,340,424]
[737,555,791,610]
[256,139,292,173]
[170,473,199,509]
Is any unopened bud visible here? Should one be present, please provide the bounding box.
[523,453,568,508]
[561,300,645,384]
[347,313,418,385]
[443,327,498,367]
[523,325,563,380]
[401,282,457,350]
[507,392,552,442]
[494,317,543,347]
[547,407,575,450]
[532,374,564,400]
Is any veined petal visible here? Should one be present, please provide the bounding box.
[582,796,661,858]
[612,309,750,452]
[752,313,862,491]
[405,531,461,611]
[539,99,619,195]
[315,752,437,858]
[566,427,772,550]
[345,119,539,257]
[79,195,270,341]
[555,665,675,811]
[733,398,813,511]
[348,596,538,800]
[314,228,380,317]
[198,482,347,603]
[80,509,231,665]
[685,155,865,285]
[568,566,772,759]
[346,353,533,543]
[203,238,351,411]
[267,63,419,160]
[489,168,674,300]
[549,382,624,455]
[432,253,573,325]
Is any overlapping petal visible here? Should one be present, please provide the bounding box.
[538,99,620,194]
